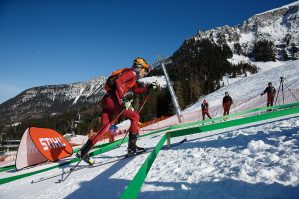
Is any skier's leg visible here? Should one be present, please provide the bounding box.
[128,132,138,153]
[207,112,212,119]
[270,96,274,106]
[122,109,144,152]
[77,95,115,159]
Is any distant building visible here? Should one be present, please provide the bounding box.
[0,140,20,154]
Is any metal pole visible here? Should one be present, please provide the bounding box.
[161,62,183,123]
[154,55,183,148]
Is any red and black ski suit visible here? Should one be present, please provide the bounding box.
[79,68,148,157]
[201,100,212,120]
[261,86,276,106]
[223,95,233,116]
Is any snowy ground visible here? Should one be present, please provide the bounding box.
[140,116,299,199]
[1,115,299,199]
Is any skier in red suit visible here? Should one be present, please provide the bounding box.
[201,99,212,120]
[77,57,155,164]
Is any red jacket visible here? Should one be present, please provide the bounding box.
[113,69,148,105]
[201,101,209,113]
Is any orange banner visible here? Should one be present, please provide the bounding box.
[29,127,73,162]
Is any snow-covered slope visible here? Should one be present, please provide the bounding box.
[139,117,299,199]
[1,59,299,199]
[185,60,299,112]
[1,114,298,199]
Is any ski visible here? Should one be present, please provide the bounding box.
[125,148,148,158]
[115,137,187,159]
[30,138,187,184]
[31,156,124,184]
[56,158,83,183]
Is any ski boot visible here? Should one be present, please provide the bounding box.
[126,132,146,156]
[127,147,137,156]
[76,151,95,166]
[136,146,147,152]
[83,156,95,166]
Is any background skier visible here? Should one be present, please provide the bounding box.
[201,99,212,121]
[223,91,233,116]
[261,82,276,107]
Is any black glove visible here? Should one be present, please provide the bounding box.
[148,82,157,90]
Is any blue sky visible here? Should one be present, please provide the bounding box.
[0,0,294,103]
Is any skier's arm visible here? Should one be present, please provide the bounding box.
[132,83,148,94]
[261,87,268,96]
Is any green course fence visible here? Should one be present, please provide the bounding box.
[120,104,299,199]
[1,102,298,186]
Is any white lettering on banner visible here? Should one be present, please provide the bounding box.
[39,137,66,151]
[39,138,49,151]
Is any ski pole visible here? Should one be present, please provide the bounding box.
[60,109,125,183]
[117,130,129,147]
[79,109,125,158]
[138,90,151,114]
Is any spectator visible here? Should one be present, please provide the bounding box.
[223,92,233,116]
[261,82,276,107]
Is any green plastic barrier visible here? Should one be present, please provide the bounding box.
[120,104,299,199]
[1,102,298,185]
[121,133,168,199]
[0,165,15,172]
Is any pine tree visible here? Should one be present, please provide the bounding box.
[290,43,298,60]
[234,43,242,55]
[252,40,275,61]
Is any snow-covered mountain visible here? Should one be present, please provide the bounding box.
[0,76,107,125]
[193,1,299,60]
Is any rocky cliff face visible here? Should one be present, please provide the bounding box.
[193,2,299,60]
